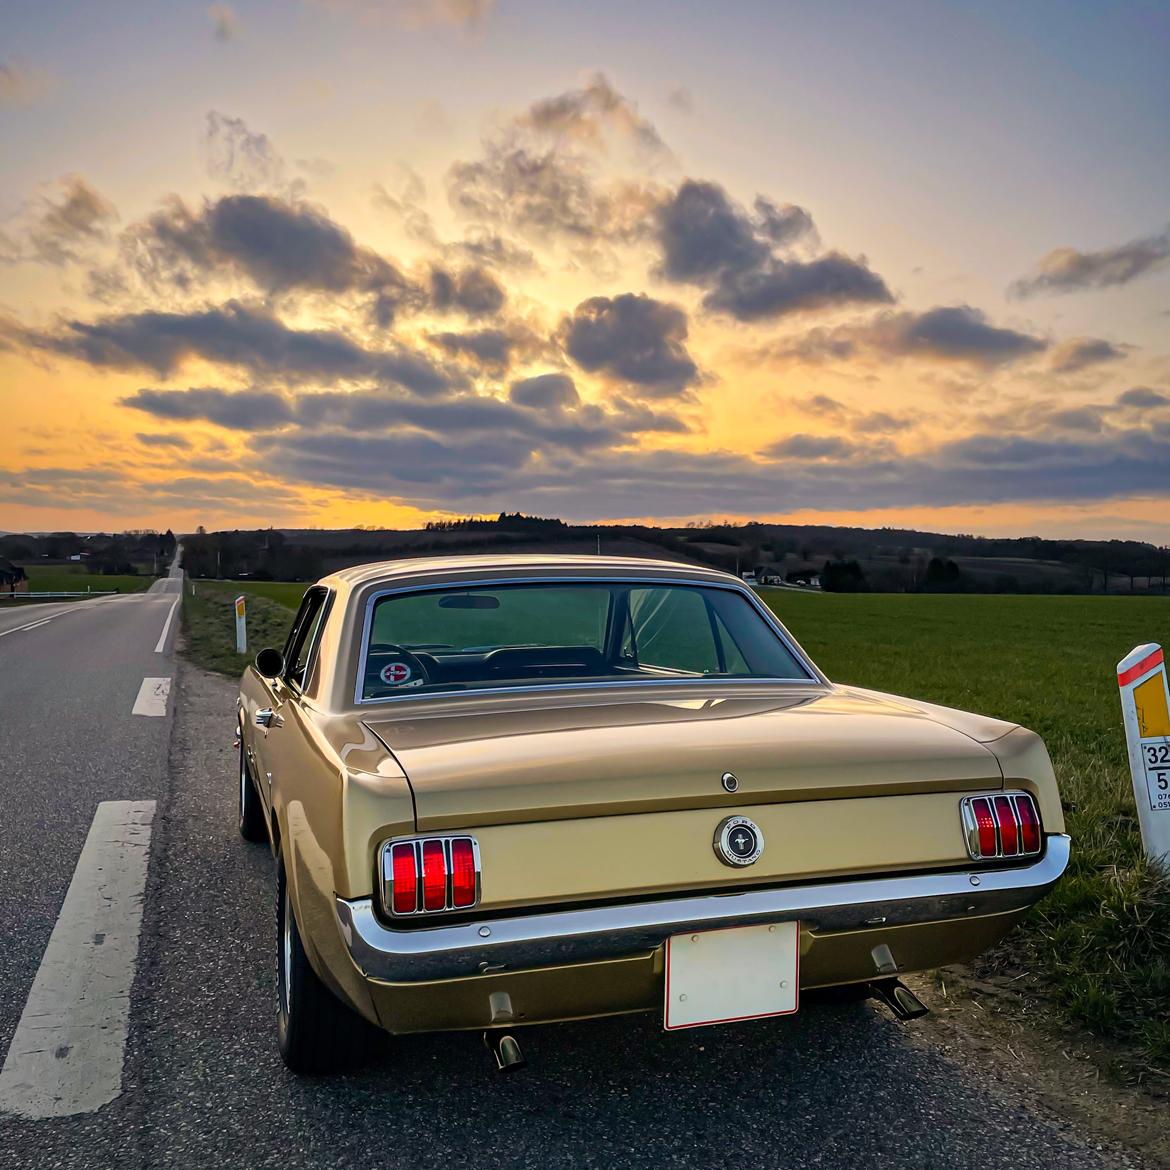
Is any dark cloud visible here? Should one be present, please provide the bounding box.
[202,112,298,196]
[457,228,536,270]
[760,434,854,459]
[21,302,458,393]
[655,180,888,321]
[520,74,669,159]
[429,328,513,369]
[239,421,1168,519]
[445,76,666,256]
[122,386,292,430]
[667,86,693,114]
[608,396,690,435]
[1,176,118,266]
[705,252,893,322]
[449,144,621,243]
[1010,229,1170,297]
[510,373,579,410]
[753,197,818,248]
[854,410,914,434]
[784,305,1047,368]
[429,264,505,317]
[1048,336,1128,373]
[656,180,769,283]
[121,194,419,321]
[1117,386,1170,410]
[881,306,1047,364]
[1046,408,1103,433]
[560,293,700,396]
[803,393,846,417]
[135,432,192,449]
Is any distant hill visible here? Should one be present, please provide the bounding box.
[11,518,1159,594]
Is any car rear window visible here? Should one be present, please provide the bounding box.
[359,581,809,700]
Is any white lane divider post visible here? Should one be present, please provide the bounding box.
[235,594,246,654]
[1117,643,1170,866]
[0,801,156,1119]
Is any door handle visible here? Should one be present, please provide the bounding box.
[255,708,276,728]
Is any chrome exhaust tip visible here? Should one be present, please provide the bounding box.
[484,1030,526,1073]
[868,978,929,1022]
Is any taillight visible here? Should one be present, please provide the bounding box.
[971,797,998,857]
[961,792,1043,860]
[1016,794,1041,854]
[381,836,479,917]
[450,838,477,908]
[390,842,418,915]
[992,796,1018,855]
[421,840,447,911]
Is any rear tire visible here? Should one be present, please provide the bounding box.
[275,854,376,1073]
[238,739,267,843]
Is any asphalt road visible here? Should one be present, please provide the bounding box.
[0,568,1148,1169]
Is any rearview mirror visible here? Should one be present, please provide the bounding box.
[255,647,284,678]
[438,593,500,610]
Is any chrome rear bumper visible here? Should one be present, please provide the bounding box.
[334,834,1070,984]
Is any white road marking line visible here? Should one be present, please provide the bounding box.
[0,800,156,1119]
[153,597,180,653]
[0,617,54,638]
[131,676,171,716]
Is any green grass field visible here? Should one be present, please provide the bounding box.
[22,565,155,594]
[183,579,1170,1067]
[760,590,1170,1068]
[181,580,304,678]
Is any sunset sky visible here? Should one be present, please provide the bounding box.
[2,0,1167,540]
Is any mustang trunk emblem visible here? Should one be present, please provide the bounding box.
[713,816,764,867]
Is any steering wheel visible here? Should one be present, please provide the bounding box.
[368,643,431,689]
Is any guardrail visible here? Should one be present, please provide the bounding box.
[0,591,119,600]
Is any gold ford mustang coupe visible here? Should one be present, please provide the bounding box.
[235,555,1069,1073]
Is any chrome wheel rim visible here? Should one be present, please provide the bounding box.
[239,749,247,817]
[281,885,293,1017]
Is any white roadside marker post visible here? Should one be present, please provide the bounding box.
[235,594,247,654]
[1117,643,1170,866]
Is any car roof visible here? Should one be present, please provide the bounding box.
[318,554,742,592]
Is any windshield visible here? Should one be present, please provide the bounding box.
[359,581,809,700]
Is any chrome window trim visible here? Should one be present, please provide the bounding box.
[335,834,1072,984]
[285,586,333,699]
[351,575,823,707]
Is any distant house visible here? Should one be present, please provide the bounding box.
[0,558,29,595]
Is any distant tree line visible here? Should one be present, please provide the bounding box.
[181,530,323,581]
[0,530,174,575]
[425,512,568,533]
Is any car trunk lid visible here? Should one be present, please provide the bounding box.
[362,684,1006,831]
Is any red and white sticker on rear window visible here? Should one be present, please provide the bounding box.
[380,661,412,686]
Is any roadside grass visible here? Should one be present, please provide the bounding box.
[193,579,308,610]
[761,590,1170,1071]
[22,565,154,594]
[180,580,300,678]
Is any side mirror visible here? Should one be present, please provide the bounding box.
[255,647,284,678]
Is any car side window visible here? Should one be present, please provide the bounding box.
[627,587,719,674]
[284,589,329,690]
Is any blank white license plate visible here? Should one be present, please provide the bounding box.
[664,921,799,1030]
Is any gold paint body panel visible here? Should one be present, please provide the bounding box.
[237,555,1066,1036]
